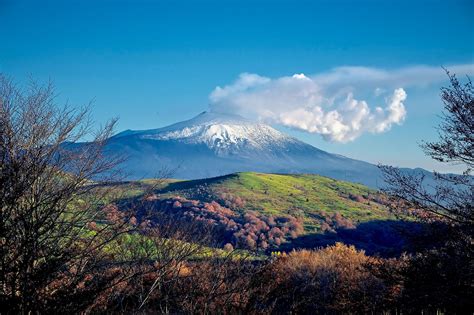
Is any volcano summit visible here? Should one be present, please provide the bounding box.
[86,111,388,187]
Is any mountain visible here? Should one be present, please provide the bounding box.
[84,111,417,188]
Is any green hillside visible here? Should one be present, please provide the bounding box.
[94,172,410,255]
[156,172,391,232]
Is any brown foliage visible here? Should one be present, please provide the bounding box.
[251,243,392,314]
[349,193,367,203]
[319,211,355,232]
[86,252,258,314]
[137,196,305,250]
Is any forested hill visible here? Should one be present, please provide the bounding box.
[107,172,424,257]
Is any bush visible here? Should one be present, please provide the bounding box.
[251,243,391,314]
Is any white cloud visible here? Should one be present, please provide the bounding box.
[312,64,474,88]
[209,64,474,142]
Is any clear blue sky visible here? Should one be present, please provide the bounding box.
[1,0,473,172]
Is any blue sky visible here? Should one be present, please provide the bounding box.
[1,0,473,172]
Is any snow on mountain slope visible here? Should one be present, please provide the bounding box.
[92,110,430,188]
[114,111,299,155]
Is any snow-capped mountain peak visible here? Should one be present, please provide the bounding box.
[77,110,433,188]
[118,111,297,155]
[85,110,404,187]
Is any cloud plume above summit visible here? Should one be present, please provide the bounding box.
[209,64,474,142]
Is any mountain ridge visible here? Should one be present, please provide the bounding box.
[79,111,430,188]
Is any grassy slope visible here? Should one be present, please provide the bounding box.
[156,172,391,233]
[91,172,406,255]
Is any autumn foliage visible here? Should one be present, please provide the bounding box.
[132,196,305,250]
[250,243,393,314]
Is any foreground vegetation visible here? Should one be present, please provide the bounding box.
[1,73,472,314]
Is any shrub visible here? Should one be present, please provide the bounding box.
[251,243,391,313]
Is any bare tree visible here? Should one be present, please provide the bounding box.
[379,71,473,313]
[423,71,474,172]
[0,75,127,313]
[380,71,473,229]
[85,195,255,313]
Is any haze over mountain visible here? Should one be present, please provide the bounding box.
[87,110,395,187]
